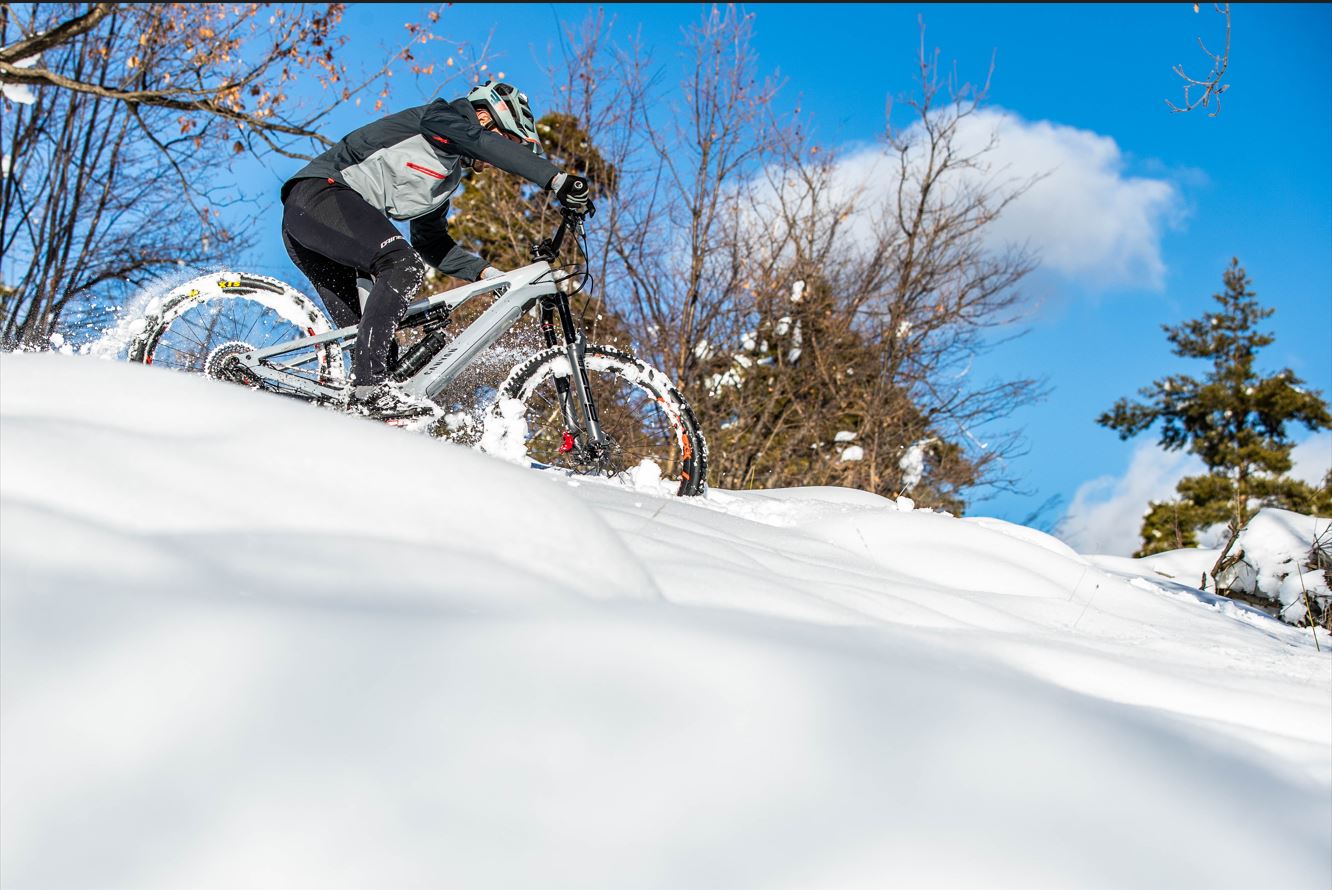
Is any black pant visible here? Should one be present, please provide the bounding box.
[281,177,426,387]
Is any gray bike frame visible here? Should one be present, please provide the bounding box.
[236,260,561,403]
[233,259,609,452]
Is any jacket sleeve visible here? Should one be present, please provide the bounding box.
[421,100,561,187]
[410,202,488,282]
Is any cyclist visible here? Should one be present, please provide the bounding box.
[280,80,593,419]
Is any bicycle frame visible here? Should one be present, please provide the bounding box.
[233,214,610,455]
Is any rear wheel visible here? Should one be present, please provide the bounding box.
[126,272,345,393]
[482,344,708,496]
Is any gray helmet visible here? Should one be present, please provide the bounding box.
[468,80,541,154]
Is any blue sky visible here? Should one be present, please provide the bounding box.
[235,3,1332,545]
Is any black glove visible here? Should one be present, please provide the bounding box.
[551,172,594,215]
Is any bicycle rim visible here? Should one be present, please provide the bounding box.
[129,273,344,388]
[491,345,708,496]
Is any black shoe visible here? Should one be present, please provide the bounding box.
[347,383,437,423]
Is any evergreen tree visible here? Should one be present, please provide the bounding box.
[450,112,617,271]
[1098,258,1331,555]
[697,271,982,513]
[448,111,627,344]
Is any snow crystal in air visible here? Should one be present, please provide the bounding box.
[478,398,530,464]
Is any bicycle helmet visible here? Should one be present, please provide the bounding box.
[468,80,542,154]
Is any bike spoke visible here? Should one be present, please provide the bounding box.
[167,314,214,349]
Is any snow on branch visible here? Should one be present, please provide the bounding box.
[1166,3,1231,117]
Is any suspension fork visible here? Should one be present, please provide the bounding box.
[540,294,608,457]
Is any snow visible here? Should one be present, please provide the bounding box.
[627,457,664,490]
[1139,546,1222,584]
[838,444,864,462]
[477,397,529,464]
[0,54,40,105]
[1218,508,1331,623]
[1091,509,1332,624]
[79,267,244,361]
[899,438,933,491]
[2,352,1330,889]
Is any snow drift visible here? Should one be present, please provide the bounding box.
[2,353,1329,889]
[1219,508,1331,624]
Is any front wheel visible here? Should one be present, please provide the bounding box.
[481,345,708,497]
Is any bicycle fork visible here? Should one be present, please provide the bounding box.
[539,294,610,465]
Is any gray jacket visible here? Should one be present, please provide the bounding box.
[284,98,560,279]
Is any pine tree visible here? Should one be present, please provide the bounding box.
[1098,258,1331,555]
[448,111,627,345]
[450,112,617,272]
[697,271,982,512]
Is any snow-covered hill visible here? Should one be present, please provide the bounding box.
[2,352,1329,889]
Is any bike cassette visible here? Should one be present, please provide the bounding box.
[204,341,260,386]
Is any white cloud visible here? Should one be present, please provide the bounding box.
[1290,431,1332,487]
[951,110,1183,290]
[764,108,1183,292]
[1056,442,1203,556]
[1056,432,1332,557]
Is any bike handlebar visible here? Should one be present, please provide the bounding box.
[531,206,588,264]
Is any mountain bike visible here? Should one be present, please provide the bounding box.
[124,209,708,496]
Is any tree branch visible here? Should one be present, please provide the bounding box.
[1166,3,1231,117]
[0,2,114,64]
[0,59,334,146]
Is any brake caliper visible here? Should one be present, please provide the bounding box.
[559,431,576,454]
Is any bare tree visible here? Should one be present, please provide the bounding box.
[513,7,1045,509]
[1167,3,1231,116]
[2,5,232,346]
[426,5,1045,508]
[675,21,1044,509]
[537,8,652,346]
[604,5,780,387]
[0,3,465,158]
[0,2,477,347]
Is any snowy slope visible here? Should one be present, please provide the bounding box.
[2,352,1329,889]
